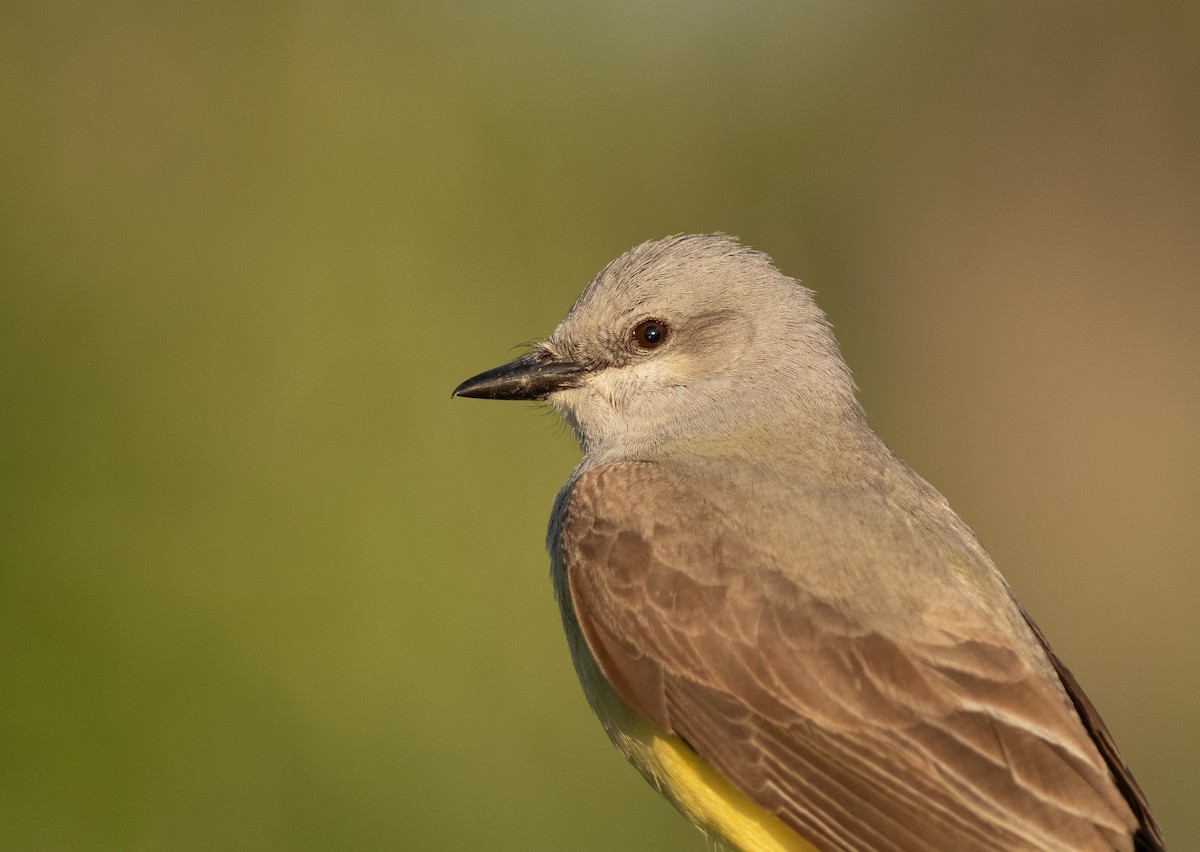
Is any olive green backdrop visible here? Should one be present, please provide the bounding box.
[2,2,1197,850]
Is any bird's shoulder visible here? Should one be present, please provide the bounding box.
[559,455,1012,625]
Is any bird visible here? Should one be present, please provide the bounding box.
[453,234,1163,851]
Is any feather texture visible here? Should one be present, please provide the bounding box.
[557,460,1160,851]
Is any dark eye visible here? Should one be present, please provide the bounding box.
[632,319,668,350]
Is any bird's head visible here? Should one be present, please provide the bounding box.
[454,234,863,463]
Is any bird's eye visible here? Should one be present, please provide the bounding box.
[632,319,668,350]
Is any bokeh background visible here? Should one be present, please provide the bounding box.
[3,2,1197,850]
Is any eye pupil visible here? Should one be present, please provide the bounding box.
[634,319,668,349]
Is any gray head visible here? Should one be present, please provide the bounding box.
[454,234,866,464]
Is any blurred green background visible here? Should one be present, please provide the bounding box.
[2,2,1197,849]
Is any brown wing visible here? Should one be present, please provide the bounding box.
[1018,612,1165,851]
[560,461,1151,852]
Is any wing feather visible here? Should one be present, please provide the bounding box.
[561,461,1158,851]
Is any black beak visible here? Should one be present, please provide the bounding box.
[452,352,586,401]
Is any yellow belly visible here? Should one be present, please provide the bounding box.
[555,552,815,852]
[635,715,816,852]
[575,642,815,852]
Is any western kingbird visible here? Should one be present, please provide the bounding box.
[453,234,1163,851]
